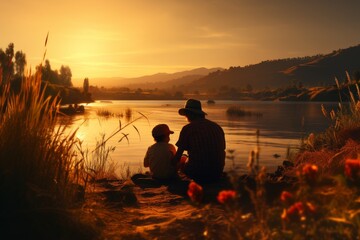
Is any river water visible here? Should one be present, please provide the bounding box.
[63,100,337,175]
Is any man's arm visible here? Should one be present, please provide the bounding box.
[172,147,184,166]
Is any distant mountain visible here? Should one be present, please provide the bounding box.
[125,74,206,89]
[282,45,360,86]
[75,45,360,91]
[122,67,223,88]
[74,67,223,88]
[185,44,360,91]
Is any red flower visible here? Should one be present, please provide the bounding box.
[282,201,316,221]
[288,202,304,215]
[187,181,203,203]
[302,164,318,182]
[344,159,360,181]
[282,202,304,221]
[217,190,236,204]
[280,191,293,204]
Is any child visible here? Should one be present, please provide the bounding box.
[144,124,177,180]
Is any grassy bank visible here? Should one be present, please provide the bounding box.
[0,70,99,239]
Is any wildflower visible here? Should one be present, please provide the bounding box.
[282,202,304,221]
[344,159,360,181]
[217,190,236,204]
[302,164,318,182]
[288,202,304,215]
[187,181,203,203]
[282,201,316,222]
[280,191,293,204]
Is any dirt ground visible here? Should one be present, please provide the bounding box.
[82,178,232,240]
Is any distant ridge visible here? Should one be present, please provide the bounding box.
[186,44,360,90]
[75,67,223,88]
[282,45,360,86]
[75,44,360,90]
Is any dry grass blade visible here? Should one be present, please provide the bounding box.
[118,133,130,145]
[42,49,47,63]
[321,104,328,118]
[132,125,141,141]
[346,71,351,84]
[45,31,49,47]
[335,77,340,89]
[335,77,343,104]
[137,111,150,125]
[92,112,147,152]
[356,84,360,99]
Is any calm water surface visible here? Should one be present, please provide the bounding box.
[65,100,337,175]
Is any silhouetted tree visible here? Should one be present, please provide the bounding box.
[83,78,89,94]
[41,60,56,83]
[39,59,73,86]
[15,51,26,77]
[59,65,72,87]
[0,43,15,82]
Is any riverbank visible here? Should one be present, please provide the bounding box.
[79,153,360,240]
[79,168,296,239]
[89,83,360,102]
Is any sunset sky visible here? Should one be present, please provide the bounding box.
[2,0,360,81]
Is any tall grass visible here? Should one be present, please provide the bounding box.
[77,134,117,183]
[0,69,97,239]
[298,74,360,174]
[188,130,359,239]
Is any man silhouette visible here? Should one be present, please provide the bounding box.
[174,99,226,183]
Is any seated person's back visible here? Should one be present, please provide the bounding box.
[174,99,226,183]
[144,124,177,180]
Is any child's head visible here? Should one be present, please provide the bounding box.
[152,124,174,142]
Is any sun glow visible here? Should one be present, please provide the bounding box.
[2,1,360,79]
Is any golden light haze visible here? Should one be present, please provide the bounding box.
[2,0,360,81]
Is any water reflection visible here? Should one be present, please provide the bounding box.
[62,100,338,175]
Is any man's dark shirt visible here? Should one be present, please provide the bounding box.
[176,118,226,182]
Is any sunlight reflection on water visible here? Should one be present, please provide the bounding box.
[63,100,338,175]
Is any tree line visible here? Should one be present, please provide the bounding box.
[0,43,73,87]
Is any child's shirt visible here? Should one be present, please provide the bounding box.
[144,142,177,179]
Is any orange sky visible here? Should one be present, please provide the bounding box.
[2,0,360,80]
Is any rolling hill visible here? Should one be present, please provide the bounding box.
[75,67,223,88]
[77,44,360,92]
[185,44,360,91]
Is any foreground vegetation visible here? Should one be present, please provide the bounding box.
[186,81,360,239]
[0,69,102,239]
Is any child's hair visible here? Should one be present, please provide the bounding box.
[154,135,167,142]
